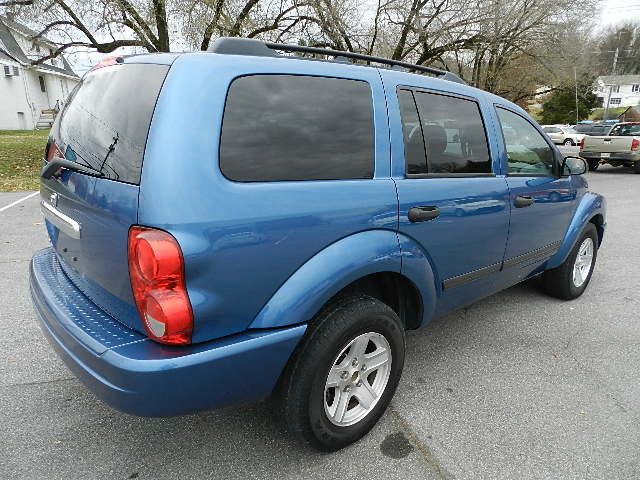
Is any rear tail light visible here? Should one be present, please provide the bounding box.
[632,138,639,151]
[579,137,585,151]
[128,226,193,345]
[45,139,63,161]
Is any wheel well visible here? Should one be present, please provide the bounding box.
[589,214,604,246]
[332,272,423,330]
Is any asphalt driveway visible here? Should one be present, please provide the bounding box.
[1,165,638,479]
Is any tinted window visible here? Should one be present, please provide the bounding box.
[220,75,374,182]
[58,64,168,184]
[409,91,491,174]
[496,107,554,176]
[397,90,426,174]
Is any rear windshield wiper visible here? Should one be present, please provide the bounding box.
[41,158,105,180]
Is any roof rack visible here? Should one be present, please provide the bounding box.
[208,37,466,85]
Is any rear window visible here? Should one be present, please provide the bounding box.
[610,124,640,136]
[57,63,169,185]
[219,75,374,182]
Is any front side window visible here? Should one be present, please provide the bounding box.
[400,91,491,175]
[220,75,374,182]
[496,107,555,176]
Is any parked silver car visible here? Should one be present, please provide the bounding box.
[541,125,585,146]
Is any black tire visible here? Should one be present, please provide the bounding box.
[277,294,405,451]
[634,161,640,174]
[587,159,600,171]
[563,139,575,146]
[541,223,598,300]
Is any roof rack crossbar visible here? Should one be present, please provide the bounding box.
[208,37,466,85]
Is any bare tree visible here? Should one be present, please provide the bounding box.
[1,0,599,104]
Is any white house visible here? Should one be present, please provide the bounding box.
[0,15,79,130]
[594,75,640,109]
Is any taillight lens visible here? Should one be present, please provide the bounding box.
[579,137,585,151]
[632,138,639,151]
[45,139,63,161]
[128,226,193,345]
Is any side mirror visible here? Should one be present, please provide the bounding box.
[561,156,587,176]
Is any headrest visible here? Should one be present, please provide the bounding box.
[422,124,447,155]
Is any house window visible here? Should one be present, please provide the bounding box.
[3,65,10,76]
[612,85,620,93]
[632,84,640,93]
[38,75,46,92]
[34,43,40,53]
[609,97,622,105]
[12,66,19,76]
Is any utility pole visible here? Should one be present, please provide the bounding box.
[603,47,619,122]
[574,66,579,125]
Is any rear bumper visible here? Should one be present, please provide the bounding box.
[580,151,640,162]
[30,247,306,416]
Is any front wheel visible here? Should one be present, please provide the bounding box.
[277,294,405,451]
[634,161,640,174]
[541,223,598,300]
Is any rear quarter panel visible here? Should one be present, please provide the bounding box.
[139,53,398,342]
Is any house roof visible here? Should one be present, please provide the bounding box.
[0,15,78,78]
[597,74,640,85]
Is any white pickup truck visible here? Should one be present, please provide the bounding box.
[580,122,640,173]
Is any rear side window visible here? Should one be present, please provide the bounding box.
[58,64,169,185]
[220,75,374,182]
[610,124,640,136]
[398,90,492,175]
[397,90,426,174]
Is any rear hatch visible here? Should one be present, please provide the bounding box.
[40,61,170,333]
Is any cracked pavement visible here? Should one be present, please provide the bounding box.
[1,162,639,479]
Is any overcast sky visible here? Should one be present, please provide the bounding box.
[600,0,640,26]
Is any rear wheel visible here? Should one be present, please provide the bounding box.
[563,139,575,146]
[634,161,640,174]
[542,223,598,300]
[277,294,405,451]
[587,158,600,171]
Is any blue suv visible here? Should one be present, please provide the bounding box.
[30,38,606,451]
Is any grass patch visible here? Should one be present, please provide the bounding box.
[0,129,49,191]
